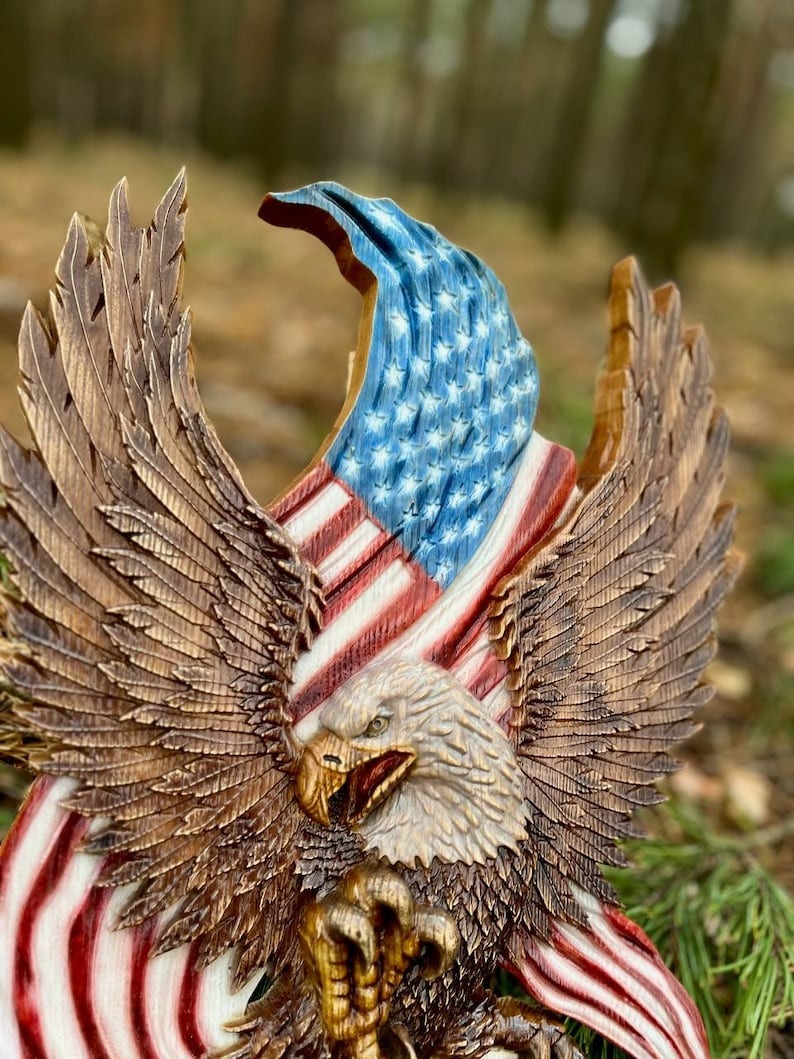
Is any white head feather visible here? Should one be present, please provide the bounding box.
[318,658,528,868]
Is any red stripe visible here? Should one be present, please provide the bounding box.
[130,921,159,1059]
[14,812,88,1059]
[302,491,367,568]
[322,538,416,623]
[322,524,388,597]
[177,942,205,1058]
[291,576,439,718]
[465,646,507,701]
[68,885,113,1059]
[432,445,575,671]
[269,462,330,524]
[603,905,709,1056]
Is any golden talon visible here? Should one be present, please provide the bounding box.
[343,865,416,934]
[320,899,379,968]
[301,866,460,1056]
[413,905,460,979]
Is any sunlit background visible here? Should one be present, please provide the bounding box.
[0,1,792,1054]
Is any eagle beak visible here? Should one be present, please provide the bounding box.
[295,730,351,826]
[296,729,416,826]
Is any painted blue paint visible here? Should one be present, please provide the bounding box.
[267,183,539,588]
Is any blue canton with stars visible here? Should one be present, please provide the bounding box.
[268,183,539,589]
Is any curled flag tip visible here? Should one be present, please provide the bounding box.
[261,183,541,588]
[506,886,711,1059]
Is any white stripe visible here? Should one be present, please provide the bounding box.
[0,778,76,1059]
[196,949,253,1051]
[317,518,383,583]
[514,952,657,1059]
[448,628,493,687]
[292,559,416,702]
[484,679,511,722]
[282,481,349,542]
[573,887,707,1059]
[522,942,674,1058]
[144,945,195,1059]
[32,840,102,1059]
[91,889,143,1059]
[381,433,551,662]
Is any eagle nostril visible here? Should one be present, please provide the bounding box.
[323,754,342,766]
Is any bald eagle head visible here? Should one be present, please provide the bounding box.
[295,659,527,867]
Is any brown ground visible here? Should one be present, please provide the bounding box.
[0,135,792,893]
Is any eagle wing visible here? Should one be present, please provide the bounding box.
[489,258,741,934]
[0,174,321,987]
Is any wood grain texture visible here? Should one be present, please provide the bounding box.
[0,173,323,988]
[490,257,741,938]
[0,179,737,1059]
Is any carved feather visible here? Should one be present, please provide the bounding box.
[0,174,322,986]
[490,258,741,934]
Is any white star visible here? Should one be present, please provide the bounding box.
[455,329,472,354]
[415,299,433,323]
[340,449,362,479]
[437,289,456,312]
[517,372,537,397]
[389,310,410,338]
[485,359,501,382]
[384,362,403,389]
[371,444,391,471]
[407,249,432,272]
[449,485,468,508]
[401,469,423,496]
[512,418,530,444]
[396,402,416,427]
[475,318,489,339]
[464,513,484,536]
[433,340,453,363]
[470,478,488,503]
[369,201,403,232]
[440,525,458,546]
[423,391,443,415]
[426,463,444,486]
[424,497,442,522]
[451,417,470,443]
[425,424,446,450]
[398,435,418,461]
[472,433,490,459]
[492,307,508,329]
[364,409,387,432]
[373,481,392,506]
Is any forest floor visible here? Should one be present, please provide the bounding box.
[0,134,792,1048]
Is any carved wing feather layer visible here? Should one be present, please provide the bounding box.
[0,175,321,983]
[491,259,740,930]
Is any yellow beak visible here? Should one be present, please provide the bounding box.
[295,729,353,825]
[296,729,416,826]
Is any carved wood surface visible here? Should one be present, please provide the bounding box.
[0,179,736,1059]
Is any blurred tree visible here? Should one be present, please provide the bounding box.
[0,0,792,261]
[611,0,735,276]
[537,0,616,232]
[0,0,31,148]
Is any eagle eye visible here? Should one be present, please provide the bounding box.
[363,715,389,738]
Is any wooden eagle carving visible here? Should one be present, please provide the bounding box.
[0,175,739,1059]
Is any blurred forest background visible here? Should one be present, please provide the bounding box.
[0,0,792,1056]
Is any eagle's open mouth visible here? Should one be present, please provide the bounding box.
[338,750,415,822]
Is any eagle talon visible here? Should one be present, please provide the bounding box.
[301,865,459,1058]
